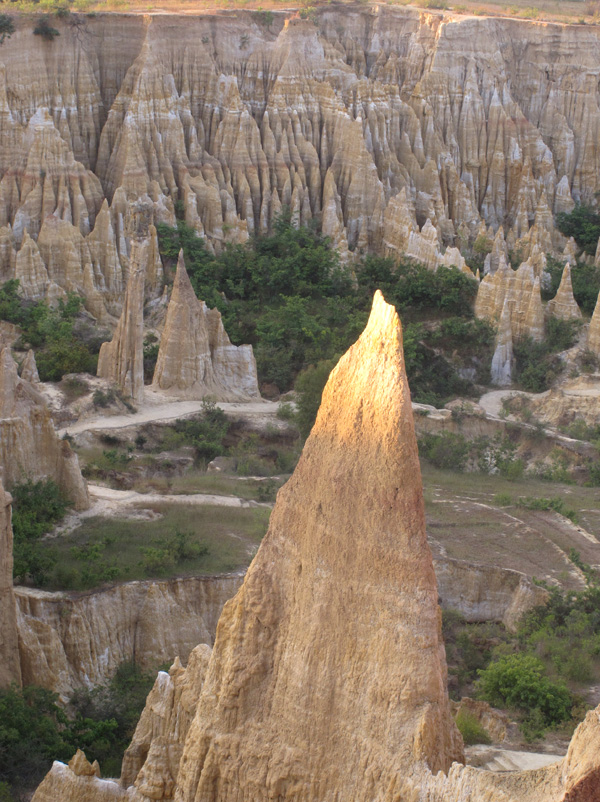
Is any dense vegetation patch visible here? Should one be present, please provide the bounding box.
[0,280,106,380]
[556,204,600,257]
[444,584,600,741]
[0,662,156,800]
[156,213,483,402]
[514,318,582,393]
[11,479,69,586]
[544,256,600,316]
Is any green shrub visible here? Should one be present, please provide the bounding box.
[0,14,15,45]
[11,480,68,584]
[455,710,492,745]
[477,654,572,732]
[169,400,230,461]
[556,204,600,256]
[33,16,60,40]
[418,432,469,471]
[92,388,116,408]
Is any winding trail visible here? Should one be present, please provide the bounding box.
[59,390,280,436]
[52,483,272,537]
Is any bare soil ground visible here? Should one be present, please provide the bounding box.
[422,464,600,588]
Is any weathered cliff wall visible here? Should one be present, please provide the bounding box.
[0,479,20,687]
[0,346,89,509]
[13,556,545,700]
[1,8,600,318]
[15,574,242,702]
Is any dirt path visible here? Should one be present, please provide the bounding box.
[59,390,280,436]
[53,483,272,536]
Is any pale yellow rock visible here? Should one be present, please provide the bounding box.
[588,291,600,356]
[484,227,509,275]
[14,231,48,299]
[563,236,579,264]
[20,349,39,383]
[491,298,514,386]
[152,252,259,401]
[120,644,212,796]
[97,241,146,403]
[15,575,241,702]
[546,262,582,320]
[0,347,89,510]
[0,478,20,688]
[169,292,463,802]
[68,750,101,778]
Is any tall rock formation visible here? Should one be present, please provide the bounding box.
[97,240,146,403]
[0,9,598,312]
[0,479,20,688]
[171,291,463,800]
[475,259,545,343]
[32,292,600,802]
[546,263,582,321]
[491,298,514,386]
[0,347,89,509]
[151,252,259,401]
[588,291,600,356]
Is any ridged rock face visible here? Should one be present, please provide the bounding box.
[15,574,242,703]
[120,644,212,797]
[31,293,600,802]
[490,298,514,386]
[97,241,146,402]
[589,292,600,356]
[475,259,545,343]
[0,479,20,688]
[546,262,582,321]
[0,9,600,318]
[152,252,259,401]
[0,347,89,510]
[170,292,463,801]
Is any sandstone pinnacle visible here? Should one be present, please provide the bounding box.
[152,251,259,401]
[546,262,582,321]
[171,291,463,801]
[97,240,146,403]
[588,291,600,357]
[0,346,89,510]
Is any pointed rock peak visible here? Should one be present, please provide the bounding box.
[0,346,19,415]
[20,350,39,384]
[172,291,462,801]
[174,249,193,292]
[68,750,100,778]
[588,291,600,356]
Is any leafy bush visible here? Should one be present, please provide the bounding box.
[418,432,469,471]
[12,480,69,584]
[455,710,491,745]
[0,283,104,381]
[0,14,15,45]
[477,654,572,734]
[517,495,578,523]
[556,204,600,256]
[544,257,600,315]
[169,400,230,461]
[33,16,60,40]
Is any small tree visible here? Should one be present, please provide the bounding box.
[33,16,60,42]
[0,14,15,45]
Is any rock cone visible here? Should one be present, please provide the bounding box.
[587,291,600,357]
[152,251,259,401]
[546,263,582,321]
[172,290,463,801]
[97,241,146,403]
